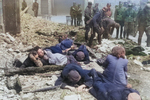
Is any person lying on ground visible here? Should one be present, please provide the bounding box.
[72,45,91,64]
[37,48,79,66]
[98,46,131,87]
[14,50,43,68]
[45,38,77,54]
[55,63,93,92]
[89,69,141,100]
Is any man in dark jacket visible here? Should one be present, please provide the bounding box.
[72,45,90,64]
[55,63,93,92]
[89,69,141,100]
[87,9,105,47]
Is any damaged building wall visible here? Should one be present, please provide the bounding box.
[2,0,20,34]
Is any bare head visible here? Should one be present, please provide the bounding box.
[37,48,44,57]
[68,70,81,83]
[111,46,126,58]
[107,3,111,8]
[95,3,99,7]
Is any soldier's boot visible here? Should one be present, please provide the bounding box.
[138,36,142,45]
[74,19,77,26]
[77,21,79,26]
[71,19,73,26]
[120,27,123,39]
[127,32,129,39]
[116,32,118,39]
[147,35,150,47]
[29,54,43,67]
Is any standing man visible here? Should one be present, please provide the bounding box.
[137,1,150,47]
[93,3,99,15]
[77,4,82,26]
[70,2,78,26]
[123,4,136,39]
[21,0,27,12]
[32,0,39,17]
[114,1,126,39]
[84,2,93,43]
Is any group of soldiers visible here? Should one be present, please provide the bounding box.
[83,1,150,47]
[70,2,82,26]
[22,0,39,17]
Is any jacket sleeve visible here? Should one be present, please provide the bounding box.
[102,55,109,68]
[84,8,92,19]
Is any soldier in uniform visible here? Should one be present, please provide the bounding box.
[70,2,78,26]
[93,3,99,15]
[32,0,39,17]
[77,4,82,26]
[123,4,136,39]
[114,1,126,39]
[21,0,27,12]
[137,1,150,47]
[84,2,93,43]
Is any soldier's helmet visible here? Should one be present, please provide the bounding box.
[119,1,122,4]
[145,0,150,8]
[73,2,76,5]
[88,2,92,5]
[128,3,133,7]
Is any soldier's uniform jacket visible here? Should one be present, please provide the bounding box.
[84,6,93,23]
[124,8,136,22]
[137,8,146,25]
[114,6,126,21]
[77,6,82,17]
[70,6,78,17]
[21,1,27,11]
[93,6,99,15]
[143,6,150,26]
[32,2,39,11]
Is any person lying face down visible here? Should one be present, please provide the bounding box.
[44,38,77,54]
[89,69,141,100]
[37,48,79,66]
[72,45,90,64]
[55,63,93,92]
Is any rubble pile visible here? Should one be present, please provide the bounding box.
[0,13,150,99]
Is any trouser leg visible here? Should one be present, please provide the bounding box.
[147,34,150,47]
[89,29,95,47]
[71,16,73,26]
[85,24,90,43]
[138,26,144,45]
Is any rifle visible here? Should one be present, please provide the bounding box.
[23,85,61,93]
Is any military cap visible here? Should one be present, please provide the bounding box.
[128,3,133,7]
[88,2,92,5]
